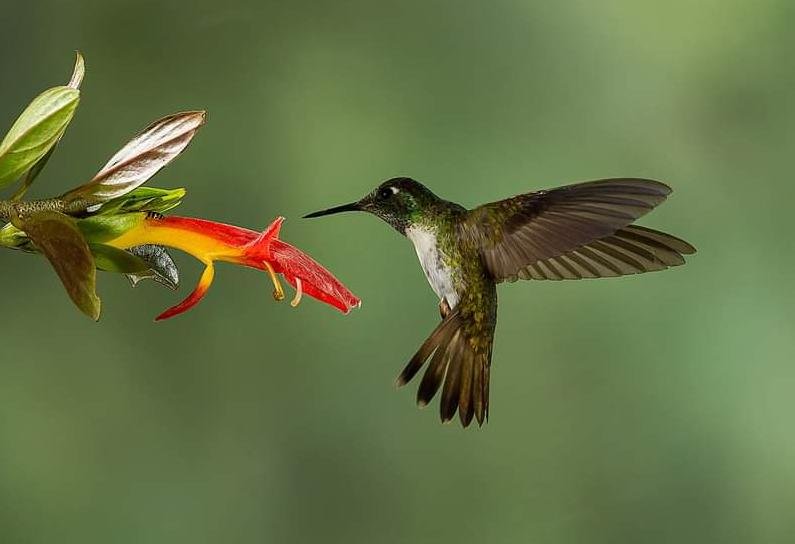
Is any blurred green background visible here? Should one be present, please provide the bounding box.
[1,1,793,542]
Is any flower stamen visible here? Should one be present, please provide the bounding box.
[290,277,303,308]
[263,260,285,301]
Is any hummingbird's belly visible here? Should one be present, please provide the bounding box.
[406,226,460,308]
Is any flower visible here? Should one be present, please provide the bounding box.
[94,212,360,320]
[0,66,359,322]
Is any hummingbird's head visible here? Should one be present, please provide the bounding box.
[304,177,441,234]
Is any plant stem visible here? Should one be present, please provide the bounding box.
[0,198,85,223]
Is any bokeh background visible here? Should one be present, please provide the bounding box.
[1,1,793,542]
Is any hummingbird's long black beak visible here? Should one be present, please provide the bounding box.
[303,202,361,218]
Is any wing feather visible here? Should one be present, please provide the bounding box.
[459,178,694,282]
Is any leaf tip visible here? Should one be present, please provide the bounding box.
[182,110,207,127]
[90,301,101,322]
[68,51,85,89]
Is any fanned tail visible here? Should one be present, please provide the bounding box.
[397,307,494,427]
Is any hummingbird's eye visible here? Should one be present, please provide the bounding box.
[378,187,393,199]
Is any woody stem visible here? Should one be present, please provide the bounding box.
[0,198,90,223]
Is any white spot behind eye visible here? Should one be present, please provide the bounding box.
[390,186,400,194]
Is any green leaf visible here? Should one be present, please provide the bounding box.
[2,220,179,290]
[0,86,80,190]
[10,146,55,201]
[15,210,101,320]
[11,52,86,201]
[90,243,150,273]
[91,243,179,290]
[0,221,34,251]
[62,111,205,205]
[94,186,186,216]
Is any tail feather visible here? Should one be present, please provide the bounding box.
[474,360,489,426]
[398,307,494,427]
[396,313,457,386]
[439,330,464,421]
[417,329,455,407]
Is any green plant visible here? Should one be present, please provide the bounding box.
[0,54,359,321]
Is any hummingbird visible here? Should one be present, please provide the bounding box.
[304,177,695,427]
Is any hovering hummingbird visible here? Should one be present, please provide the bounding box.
[305,177,695,427]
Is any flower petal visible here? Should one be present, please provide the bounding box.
[155,262,214,321]
[270,239,360,313]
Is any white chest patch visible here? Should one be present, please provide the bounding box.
[405,226,460,308]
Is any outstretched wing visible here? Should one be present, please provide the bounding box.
[396,284,497,427]
[458,178,695,282]
[510,225,695,280]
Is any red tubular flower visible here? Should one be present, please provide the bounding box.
[269,238,361,314]
[104,213,360,320]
